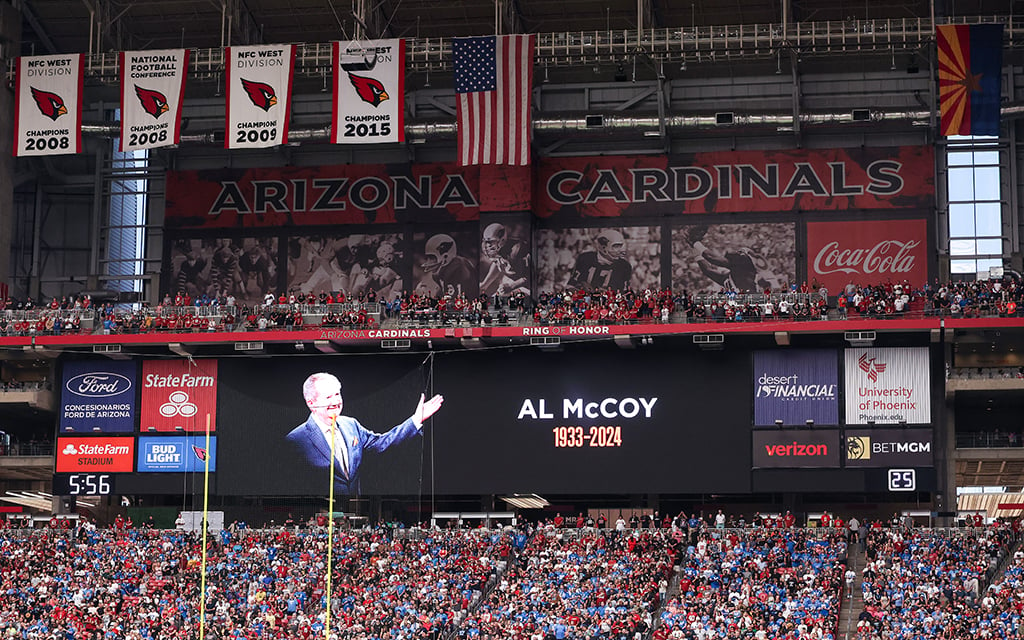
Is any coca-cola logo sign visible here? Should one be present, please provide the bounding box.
[806,219,928,292]
[813,240,921,276]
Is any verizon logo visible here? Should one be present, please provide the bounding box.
[813,240,919,276]
[764,442,829,456]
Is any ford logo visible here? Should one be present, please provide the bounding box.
[66,373,132,398]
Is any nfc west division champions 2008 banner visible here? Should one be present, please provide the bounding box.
[14,53,84,156]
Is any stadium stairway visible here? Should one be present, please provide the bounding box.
[837,542,866,640]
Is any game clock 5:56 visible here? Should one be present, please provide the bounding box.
[52,473,115,496]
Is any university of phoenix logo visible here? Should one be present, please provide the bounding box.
[858,353,887,383]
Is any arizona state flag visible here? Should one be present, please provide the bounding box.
[937,24,1003,136]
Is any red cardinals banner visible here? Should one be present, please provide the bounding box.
[225,44,295,149]
[536,147,934,217]
[140,359,218,432]
[332,39,404,144]
[14,54,83,156]
[118,49,189,152]
[165,163,487,227]
[806,219,929,293]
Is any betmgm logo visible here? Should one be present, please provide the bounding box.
[846,436,870,460]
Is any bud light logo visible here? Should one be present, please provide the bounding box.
[66,372,132,398]
[137,436,217,472]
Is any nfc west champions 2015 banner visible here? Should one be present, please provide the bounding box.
[118,49,189,152]
[753,350,838,427]
[14,54,83,156]
[845,347,930,425]
[225,44,295,149]
[60,360,137,434]
[333,39,404,144]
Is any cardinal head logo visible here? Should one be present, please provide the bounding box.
[192,445,207,461]
[348,73,389,107]
[240,78,278,111]
[858,353,887,383]
[30,87,68,121]
[134,86,169,118]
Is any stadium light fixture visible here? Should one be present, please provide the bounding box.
[500,494,549,509]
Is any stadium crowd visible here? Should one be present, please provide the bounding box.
[857,524,1022,639]
[0,514,1022,640]
[655,527,846,640]
[2,273,1024,336]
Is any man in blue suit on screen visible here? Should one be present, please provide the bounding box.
[286,372,444,495]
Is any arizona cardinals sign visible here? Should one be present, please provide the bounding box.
[14,54,83,156]
[225,44,295,149]
[332,39,404,144]
[118,49,189,152]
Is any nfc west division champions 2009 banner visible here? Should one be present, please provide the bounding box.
[226,44,296,149]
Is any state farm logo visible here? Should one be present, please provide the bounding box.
[159,391,198,417]
[812,240,919,276]
[61,442,130,456]
[66,372,132,398]
[858,353,887,383]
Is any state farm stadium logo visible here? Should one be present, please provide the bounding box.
[56,438,135,472]
[62,443,130,456]
[763,441,830,457]
[756,373,836,401]
[66,372,132,398]
[812,240,919,277]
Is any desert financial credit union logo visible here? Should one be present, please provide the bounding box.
[858,353,887,383]
[134,86,169,118]
[847,436,870,460]
[30,87,68,121]
[756,374,836,402]
[240,78,278,111]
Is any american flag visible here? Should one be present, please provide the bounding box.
[453,34,535,166]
